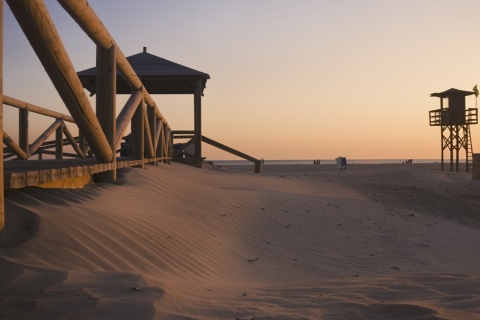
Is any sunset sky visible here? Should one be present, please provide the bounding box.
[3,0,480,161]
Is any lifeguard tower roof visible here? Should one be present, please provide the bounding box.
[430,88,474,98]
[77,47,210,95]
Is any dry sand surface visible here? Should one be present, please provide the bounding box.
[1,162,480,319]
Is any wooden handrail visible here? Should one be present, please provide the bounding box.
[3,95,75,122]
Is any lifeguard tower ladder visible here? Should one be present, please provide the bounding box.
[429,88,478,172]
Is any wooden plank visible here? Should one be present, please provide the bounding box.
[50,168,60,181]
[39,169,50,184]
[6,0,112,162]
[26,171,39,187]
[7,172,26,189]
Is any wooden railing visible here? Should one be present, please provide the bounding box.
[171,130,261,173]
[0,0,176,231]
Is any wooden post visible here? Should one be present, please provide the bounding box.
[79,130,86,155]
[147,102,156,164]
[0,0,4,231]
[95,44,116,183]
[450,127,454,172]
[55,121,63,159]
[143,111,154,158]
[115,90,142,150]
[473,154,480,180]
[194,78,202,165]
[6,0,112,162]
[155,118,163,159]
[131,94,145,168]
[19,108,28,156]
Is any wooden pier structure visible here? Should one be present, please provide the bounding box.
[0,0,261,232]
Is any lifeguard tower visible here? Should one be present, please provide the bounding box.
[429,88,478,171]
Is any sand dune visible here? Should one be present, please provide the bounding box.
[1,163,479,319]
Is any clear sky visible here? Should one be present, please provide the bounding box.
[4,0,480,160]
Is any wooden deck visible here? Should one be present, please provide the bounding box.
[4,158,168,189]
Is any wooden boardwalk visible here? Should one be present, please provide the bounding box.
[0,0,260,232]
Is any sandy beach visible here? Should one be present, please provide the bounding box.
[1,162,479,319]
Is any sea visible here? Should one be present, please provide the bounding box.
[211,159,448,166]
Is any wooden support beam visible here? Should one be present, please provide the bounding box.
[63,125,85,158]
[28,119,62,156]
[0,0,4,231]
[95,44,116,183]
[165,126,172,163]
[143,111,154,158]
[155,118,163,157]
[19,108,28,154]
[6,0,112,162]
[147,102,156,163]
[131,95,145,168]
[115,90,143,150]
[3,131,28,160]
[55,121,63,159]
[201,135,261,173]
[194,78,202,164]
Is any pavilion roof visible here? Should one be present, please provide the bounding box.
[430,88,474,98]
[77,47,210,95]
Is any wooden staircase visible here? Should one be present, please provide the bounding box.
[467,125,474,171]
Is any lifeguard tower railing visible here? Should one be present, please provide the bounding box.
[429,108,478,126]
[1,0,175,230]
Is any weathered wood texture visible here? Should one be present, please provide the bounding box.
[131,96,145,168]
[201,135,261,173]
[3,131,28,160]
[4,95,74,122]
[194,78,202,164]
[95,44,116,183]
[6,0,112,162]
[4,158,170,189]
[115,90,142,150]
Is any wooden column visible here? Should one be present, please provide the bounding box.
[55,121,63,159]
[194,78,202,165]
[473,153,480,180]
[95,44,116,183]
[147,103,156,165]
[131,94,145,168]
[19,108,28,156]
[6,0,112,162]
[0,0,4,231]
[79,130,86,155]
